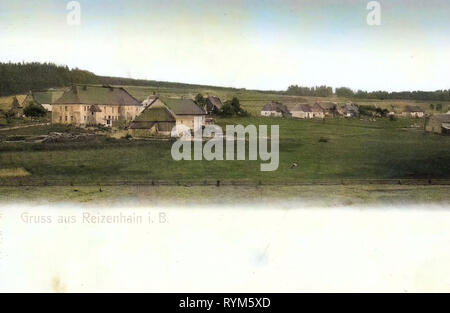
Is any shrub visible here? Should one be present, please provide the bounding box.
[23,104,47,118]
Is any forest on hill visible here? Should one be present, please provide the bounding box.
[0,62,242,97]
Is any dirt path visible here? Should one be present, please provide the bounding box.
[0,122,50,131]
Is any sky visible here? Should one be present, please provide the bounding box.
[0,0,449,91]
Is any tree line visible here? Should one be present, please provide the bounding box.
[0,62,243,97]
[287,85,450,101]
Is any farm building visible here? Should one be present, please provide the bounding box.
[130,97,206,137]
[205,96,223,114]
[261,102,291,117]
[52,85,143,127]
[317,101,338,116]
[311,103,326,118]
[10,95,27,117]
[402,105,424,118]
[425,114,450,135]
[129,100,176,137]
[291,104,313,119]
[339,103,359,117]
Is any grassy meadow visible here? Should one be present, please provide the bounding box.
[0,116,449,187]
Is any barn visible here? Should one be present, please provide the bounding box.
[129,100,176,137]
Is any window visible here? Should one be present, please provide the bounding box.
[65,116,67,121]
[65,106,67,111]
[84,116,86,121]
[59,116,62,122]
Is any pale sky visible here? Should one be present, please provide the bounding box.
[0,0,449,91]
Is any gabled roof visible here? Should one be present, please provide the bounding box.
[136,101,176,122]
[206,96,223,109]
[262,101,290,114]
[160,98,206,115]
[291,103,311,112]
[54,85,142,106]
[404,105,424,112]
[312,103,325,112]
[15,95,27,106]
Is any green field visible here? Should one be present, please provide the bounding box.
[0,116,450,188]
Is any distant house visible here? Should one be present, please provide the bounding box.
[291,104,313,119]
[205,96,223,114]
[131,97,206,137]
[142,94,158,107]
[311,103,326,118]
[339,103,359,117]
[10,95,27,117]
[318,101,338,116]
[52,85,144,127]
[261,101,291,117]
[425,114,450,135]
[402,105,424,118]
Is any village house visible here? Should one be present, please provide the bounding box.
[402,105,425,118]
[311,103,326,118]
[425,114,450,135]
[317,101,338,116]
[52,85,143,127]
[205,96,223,114]
[130,97,206,137]
[261,101,291,117]
[339,103,359,117]
[291,103,313,119]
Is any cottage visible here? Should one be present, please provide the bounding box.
[261,102,291,117]
[205,96,223,114]
[425,114,450,135]
[131,97,206,137]
[339,103,359,117]
[291,103,313,119]
[52,85,143,127]
[402,105,424,118]
[318,101,338,116]
[311,103,326,118]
